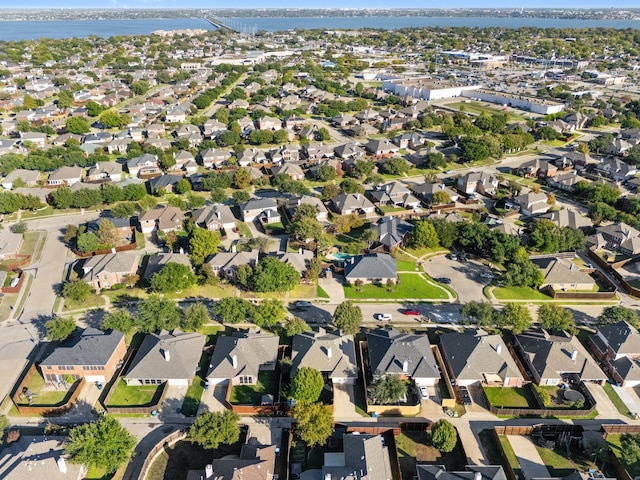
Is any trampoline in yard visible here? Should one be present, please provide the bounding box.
[563,389,585,403]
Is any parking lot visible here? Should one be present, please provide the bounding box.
[423,254,493,303]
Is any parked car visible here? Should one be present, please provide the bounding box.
[375,313,392,321]
[419,386,429,399]
[294,301,312,309]
[403,309,421,316]
[480,272,494,279]
[435,277,451,284]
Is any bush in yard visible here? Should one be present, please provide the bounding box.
[430,419,457,453]
[368,374,407,405]
[289,367,324,402]
[62,280,92,302]
[189,411,240,449]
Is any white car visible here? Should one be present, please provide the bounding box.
[375,313,392,321]
[419,386,429,399]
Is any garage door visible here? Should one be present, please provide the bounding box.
[85,375,106,383]
[168,378,189,386]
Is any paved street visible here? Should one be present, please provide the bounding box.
[423,255,493,303]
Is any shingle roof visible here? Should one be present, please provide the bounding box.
[82,253,140,281]
[376,217,412,248]
[143,253,192,281]
[595,321,640,356]
[533,257,594,287]
[206,331,279,381]
[417,465,508,480]
[323,434,393,480]
[331,193,375,212]
[610,356,640,382]
[344,253,397,281]
[209,441,277,480]
[367,328,439,380]
[291,328,358,380]
[192,204,237,228]
[125,329,205,381]
[41,327,124,367]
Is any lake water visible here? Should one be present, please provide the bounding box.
[1,16,639,41]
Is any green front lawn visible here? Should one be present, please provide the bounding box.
[107,379,163,407]
[396,431,466,480]
[289,282,318,299]
[19,231,44,256]
[397,260,417,272]
[344,273,448,300]
[62,292,106,311]
[229,370,277,405]
[484,387,535,408]
[492,286,551,301]
[602,382,635,418]
[318,286,330,299]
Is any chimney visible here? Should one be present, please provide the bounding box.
[57,457,67,473]
[232,355,238,369]
[496,344,502,355]
[299,247,303,254]
[402,359,409,373]
[475,472,482,480]
[571,349,578,361]
[205,465,213,479]
[327,347,332,358]
[231,245,237,253]
[216,210,221,219]
[163,349,171,362]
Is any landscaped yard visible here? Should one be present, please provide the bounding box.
[397,260,417,272]
[18,371,74,405]
[607,434,640,478]
[229,370,278,405]
[491,286,552,301]
[289,282,318,299]
[62,292,106,311]
[534,445,576,477]
[484,387,536,408]
[344,273,448,300]
[19,231,45,257]
[395,431,466,480]
[107,379,163,407]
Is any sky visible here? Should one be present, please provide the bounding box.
[3,1,640,9]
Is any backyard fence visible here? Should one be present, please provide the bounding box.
[135,428,188,480]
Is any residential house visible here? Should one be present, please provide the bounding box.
[165,107,187,123]
[173,150,196,172]
[334,142,365,159]
[240,198,279,223]
[271,163,305,181]
[85,162,123,183]
[291,328,358,385]
[376,217,412,251]
[208,250,260,279]
[198,440,276,480]
[367,328,440,386]
[237,148,267,166]
[20,131,47,149]
[368,182,421,209]
[456,172,499,195]
[439,330,524,387]
[308,158,340,179]
[84,132,113,145]
[304,142,335,161]
[144,138,173,151]
[127,153,161,178]
[516,158,558,178]
[202,119,228,138]
[39,327,126,384]
[365,139,399,158]
[138,206,185,233]
[393,131,429,150]
[330,193,375,216]
[510,191,550,216]
[47,166,83,186]
[344,253,398,285]
[0,229,24,259]
[588,222,640,255]
[287,196,329,222]
[81,253,140,290]
[515,328,606,385]
[278,250,314,275]
[258,116,282,130]
[142,253,192,282]
[148,174,182,194]
[594,157,637,182]
[331,113,356,127]
[124,329,205,386]
[106,138,132,155]
[322,434,393,480]
[199,148,231,169]
[52,133,83,146]
[192,204,237,231]
[532,257,596,292]
[542,208,592,230]
[546,171,591,192]
[410,182,459,204]
[206,331,279,386]
[418,466,508,480]
[1,169,39,189]
[589,321,640,387]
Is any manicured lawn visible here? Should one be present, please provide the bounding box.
[447,101,527,122]
[63,292,106,311]
[396,431,466,480]
[484,387,535,408]
[608,434,640,478]
[18,371,72,405]
[344,273,448,300]
[492,286,551,301]
[289,282,318,299]
[378,205,407,213]
[181,348,212,416]
[401,247,448,259]
[198,326,224,345]
[84,466,114,480]
[534,445,576,476]
[229,370,277,405]
[107,379,163,407]
[163,283,237,300]
[602,382,635,418]
[397,260,417,272]
[19,231,44,256]
[317,286,330,299]
[498,435,522,479]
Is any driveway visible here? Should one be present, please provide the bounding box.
[423,255,492,303]
[584,383,623,420]
[318,277,345,303]
[506,435,550,480]
[198,384,228,414]
[616,386,640,417]
[333,383,356,419]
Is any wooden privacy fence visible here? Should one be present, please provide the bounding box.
[136,429,188,480]
[601,424,640,436]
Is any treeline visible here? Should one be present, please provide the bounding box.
[192,67,245,110]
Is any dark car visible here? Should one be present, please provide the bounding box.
[435,277,452,284]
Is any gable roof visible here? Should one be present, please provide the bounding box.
[125,329,205,381]
[344,253,397,281]
[323,434,393,480]
[367,328,439,380]
[143,253,192,281]
[291,328,358,380]
[376,217,412,248]
[209,440,277,480]
[595,321,640,356]
[207,331,279,381]
[41,327,124,367]
[532,257,595,287]
[417,465,508,480]
[82,253,139,280]
[331,193,375,212]
[192,204,236,228]
[440,330,523,383]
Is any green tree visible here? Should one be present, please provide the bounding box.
[189,411,240,449]
[460,301,496,327]
[65,117,91,134]
[333,300,362,334]
[135,294,182,333]
[96,219,118,246]
[368,374,407,404]
[291,217,323,242]
[233,167,252,189]
[598,306,639,328]
[317,164,337,182]
[111,202,136,218]
[189,228,221,266]
[101,184,124,204]
[101,309,134,334]
[50,187,73,209]
[214,297,254,324]
[432,190,451,205]
[76,232,101,253]
[150,262,197,293]
[46,316,77,341]
[57,90,74,109]
[100,110,130,129]
[620,433,640,466]
[430,419,457,453]
[285,316,310,337]
[65,416,136,473]
[250,256,300,292]
[290,367,324,402]
[232,190,250,204]
[411,220,439,248]
[381,157,410,175]
[254,298,287,327]
[175,179,192,195]
[498,303,532,334]
[182,302,211,331]
[292,401,334,447]
[62,280,92,301]
[538,304,575,332]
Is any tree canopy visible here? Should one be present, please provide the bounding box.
[292,401,334,447]
[368,374,407,405]
[46,316,77,341]
[189,411,241,450]
[289,367,324,402]
[430,419,457,453]
[333,300,362,334]
[150,262,197,293]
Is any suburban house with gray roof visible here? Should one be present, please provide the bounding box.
[40,327,126,384]
[330,193,376,216]
[291,328,358,385]
[287,195,329,222]
[532,257,596,292]
[138,206,185,233]
[81,253,140,291]
[126,153,160,178]
[589,321,640,387]
[410,182,459,204]
[1,168,39,189]
[542,209,592,230]
[241,198,279,223]
[588,222,640,255]
[207,331,279,387]
[47,166,84,187]
[208,250,260,280]
[142,253,192,282]
[375,217,412,251]
[195,439,276,480]
[86,161,123,183]
[418,465,508,480]
[124,329,205,387]
[344,253,398,285]
[510,191,550,216]
[323,434,393,480]
[192,204,237,231]
[456,171,498,195]
[439,330,524,387]
[515,329,606,386]
[367,328,440,386]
